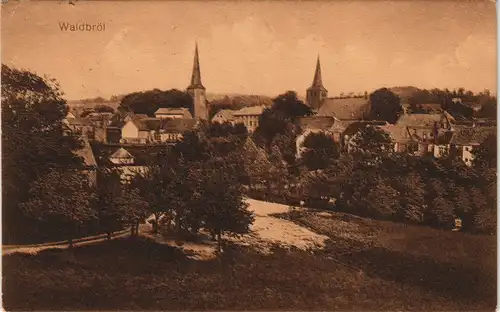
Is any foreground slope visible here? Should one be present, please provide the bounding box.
[3,203,495,311]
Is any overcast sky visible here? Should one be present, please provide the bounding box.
[2,1,497,100]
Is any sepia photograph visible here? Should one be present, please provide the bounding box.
[1,0,497,310]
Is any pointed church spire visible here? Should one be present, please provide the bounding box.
[189,42,204,89]
[312,55,324,87]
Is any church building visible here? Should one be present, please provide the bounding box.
[187,43,208,120]
[306,56,328,110]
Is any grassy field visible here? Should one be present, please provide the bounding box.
[3,210,496,311]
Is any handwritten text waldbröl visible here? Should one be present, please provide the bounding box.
[59,22,105,32]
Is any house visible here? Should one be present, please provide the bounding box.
[121,119,153,144]
[449,126,496,166]
[317,97,370,121]
[396,111,455,130]
[120,117,197,144]
[91,144,168,182]
[295,116,346,158]
[155,107,193,119]
[109,147,135,165]
[74,137,98,185]
[211,109,235,124]
[123,112,149,123]
[66,111,77,119]
[64,117,95,139]
[342,121,389,153]
[232,106,266,133]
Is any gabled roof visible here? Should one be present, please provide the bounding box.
[91,143,172,167]
[297,116,337,131]
[75,138,97,168]
[155,107,193,118]
[110,147,135,160]
[159,118,197,132]
[211,109,235,122]
[233,105,266,116]
[318,97,370,120]
[126,117,197,133]
[396,112,455,127]
[380,124,412,143]
[451,126,496,145]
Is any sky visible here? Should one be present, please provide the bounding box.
[1,1,497,100]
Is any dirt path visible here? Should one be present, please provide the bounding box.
[141,198,329,260]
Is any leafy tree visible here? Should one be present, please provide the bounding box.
[254,108,290,149]
[20,169,97,246]
[95,104,115,114]
[119,88,193,116]
[301,132,340,170]
[271,91,313,121]
[350,125,394,156]
[362,178,399,219]
[394,171,426,223]
[369,88,402,124]
[2,64,84,243]
[95,167,124,238]
[473,133,497,169]
[114,187,150,236]
[254,91,311,150]
[197,166,254,252]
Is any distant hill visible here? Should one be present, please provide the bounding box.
[389,86,422,104]
[208,94,273,111]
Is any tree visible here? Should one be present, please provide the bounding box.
[271,91,313,121]
[254,91,311,150]
[2,64,84,243]
[369,88,403,124]
[95,104,115,114]
[473,133,496,169]
[394,171,426,223]
[350,125,394,156]
[119,88,193,116]
[198,164,254,252]
[362,179,399,219]
[95,167,124,238]
[114,187,150,236]
[20,169,97,246]
[301,132,340,170]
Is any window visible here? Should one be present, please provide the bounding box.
[439,146,446,155]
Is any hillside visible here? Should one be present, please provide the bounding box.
[389,86,422,103]
[67,93,273,114]
[3,202,495,311]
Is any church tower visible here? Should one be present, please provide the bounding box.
[187,43,207,119]
[306,56,328,110]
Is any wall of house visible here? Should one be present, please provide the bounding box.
[234,114,260,132]
[155,114,184,119]
[433,144,449,158]
[122,121,139,139]
[459,145,475,167]
[160,132,182,142]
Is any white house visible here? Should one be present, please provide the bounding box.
[155,107,192,119]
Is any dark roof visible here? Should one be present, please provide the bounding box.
[396,112,454,127]
[380,124,412,143]
[155,108,193,119]
[75,138,97,167]
[128,117,197,133]
[318,97,370,120]
[343,120,388,137]
[91,143,172,167]
[297,116,337,131]
[451,126,496,145]
[66,117,92,126]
